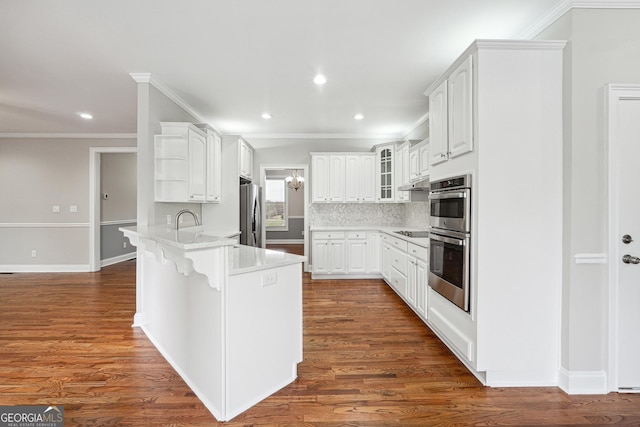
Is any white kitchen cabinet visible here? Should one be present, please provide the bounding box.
[311,154,345,202]
[428,55,473,167]
[367,232,381,274]
[409,147,420,181]
[345,154,375,202]
[418,142,430,178]
[346,232,367,273]
[312,231,345,274]
[312,155,330,202]
[312,228,383,279]
[395,143,410,202]
[409,138,431,182]
[381,233,429,322]
[239,138,254,180]
[375,144,395,202]
[429,80,448,166]
[312,154,341,202]
[415,257,428,319]
[205,129,222,203]
[447,55,473,159]
[422,40,565,386]
[407,243,428,320]
[154,122,207,203]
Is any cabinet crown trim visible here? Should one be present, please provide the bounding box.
[423,39,567,97]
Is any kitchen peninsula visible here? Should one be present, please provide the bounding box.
[120,225,306,422]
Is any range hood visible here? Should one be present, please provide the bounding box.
[398,178,429,192]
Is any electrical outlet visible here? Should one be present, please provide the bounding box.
[262,271,277,287]
[69,205,78,213]
[52,205,60,213]
[31,250,37,258]
[167,214,171,225]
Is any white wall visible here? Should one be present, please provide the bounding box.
[537,9,640,375]
[0,137,135,271]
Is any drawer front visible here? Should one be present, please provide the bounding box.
[389,246,408,276]
[386,234,408,252]
[313,231,346,240]
[407,243,428,261]
[387,265,407,297]
[347,231,367,239]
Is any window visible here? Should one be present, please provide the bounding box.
[265,178,288,230]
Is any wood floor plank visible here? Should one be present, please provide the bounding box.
[0,256,639,425]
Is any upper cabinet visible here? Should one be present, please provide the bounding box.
[239,138,254,181]
[154,122,222,203]
[428,55,473,166]
[154,122,206,203]
[409,138,430,182]
[375,144,395,202]
[311,154,345,202]
[344,154,376,202]
[395,143,410,202]
[204,128,222,203]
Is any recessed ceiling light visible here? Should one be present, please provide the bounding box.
[354,113,364,120]
[313,74,327,85]
[78,112,93,119]
[261,113,272,120]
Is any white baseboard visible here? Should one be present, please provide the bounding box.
[558,367,608,394]
[266,239,304,244]
[101,252,136,267]
[0,264,90,273]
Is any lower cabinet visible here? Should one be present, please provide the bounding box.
[312,230,381,278]
[407,243,428,320]
[312,231,346,274]
[381,233,429,321]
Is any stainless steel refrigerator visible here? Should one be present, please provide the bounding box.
[239,183,262,247]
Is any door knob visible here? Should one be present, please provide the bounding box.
[622,234,634,244]
[622,254,640,264]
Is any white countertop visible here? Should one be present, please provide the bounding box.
[120,225,239,250]
[310,225,430,248]
[229,245,307,276]
[121,225,306,274]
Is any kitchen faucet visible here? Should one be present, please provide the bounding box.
[175,209,200,230]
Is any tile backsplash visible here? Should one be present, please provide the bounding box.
[310,202,429,230]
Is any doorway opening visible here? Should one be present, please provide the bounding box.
[259,164,309,272]
[89,147,137,272]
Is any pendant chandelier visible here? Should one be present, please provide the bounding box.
[285,170,304,191]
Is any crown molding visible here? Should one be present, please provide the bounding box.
[242,133,403,140]
[518,0,640,39]
[401,112,429,140]
[129,72,222,135]
[0,133,136,139]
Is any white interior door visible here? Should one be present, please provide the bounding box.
[610,86,640,391]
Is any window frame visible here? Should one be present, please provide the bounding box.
[265,177,289,231]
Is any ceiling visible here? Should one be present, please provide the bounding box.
[0,0,562,140]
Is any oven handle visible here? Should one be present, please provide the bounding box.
[430,232,465,246]
[428,191,468,200]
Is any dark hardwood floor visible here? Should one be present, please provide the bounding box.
[1,258,639,426]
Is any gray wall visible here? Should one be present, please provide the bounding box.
[136,83,202,229]
[537,9,640,373]
[0,137,135,270]
[100,152,137,262]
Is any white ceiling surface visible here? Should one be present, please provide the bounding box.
[0,0,561,140]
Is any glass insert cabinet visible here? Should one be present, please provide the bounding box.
[376,145,395,202]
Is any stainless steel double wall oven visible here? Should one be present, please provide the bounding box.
[428,174,471,312]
